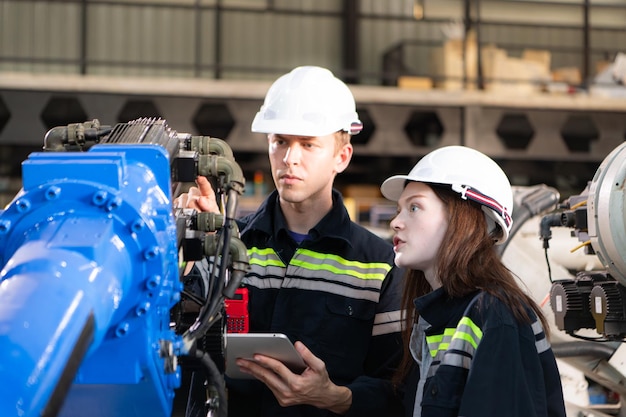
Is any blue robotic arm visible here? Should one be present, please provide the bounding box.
[0,119,247,417]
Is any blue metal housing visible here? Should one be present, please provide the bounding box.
[0,144,182,417]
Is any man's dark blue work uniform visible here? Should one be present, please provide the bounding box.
[226,189,405,417]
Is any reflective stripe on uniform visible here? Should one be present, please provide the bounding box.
[373,310,403,336]
[243,246,390,302]
[245,247,287,288]
[291,249,391,282]
[248,247,286,268]
[532,319,551,354]
[425,316,483,376]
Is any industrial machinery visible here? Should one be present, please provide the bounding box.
[501,141,626,416]
[0,118,248,417]
[539,141,626,341]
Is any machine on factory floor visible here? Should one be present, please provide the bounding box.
[502,141,626,416]
[0,118,247,417]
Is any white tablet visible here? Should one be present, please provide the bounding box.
[225,333,307,379]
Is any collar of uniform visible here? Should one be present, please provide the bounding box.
[414,288,480,331]
[311,189,352,244]
[239,189,352,245]
[237,189,279,238]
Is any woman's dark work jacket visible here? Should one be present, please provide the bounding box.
[406,287,566,417]
[223,189,405,417]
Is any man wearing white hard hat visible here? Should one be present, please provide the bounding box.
[187,66,405,417]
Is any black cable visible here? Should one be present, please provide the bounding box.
[540,212,563,249]
[563,332,617,343]
[540,212,564,284]
[184,228,226,341]
[184,187,234,342]
[205,228,226,317]
[199,188,242,331]
[181,289,206,307]
[186,349,228,417]
[544,247,553,283]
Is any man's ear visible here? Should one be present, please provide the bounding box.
[335,143,353,174]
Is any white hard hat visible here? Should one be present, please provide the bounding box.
[381,146,513,244]
[251,66,363,137]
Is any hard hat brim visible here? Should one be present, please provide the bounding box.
[380,175,413,202]
[252,114,343,137]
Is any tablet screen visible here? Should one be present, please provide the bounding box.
[225,333,306,379]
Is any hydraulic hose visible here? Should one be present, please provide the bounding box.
[190,349,228,417]
[552,341,616,359]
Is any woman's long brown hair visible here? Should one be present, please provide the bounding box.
[392,185,550,386]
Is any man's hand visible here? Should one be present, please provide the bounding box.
[175,176,219,213]
[175,176,220,275]
[235,341,352,414]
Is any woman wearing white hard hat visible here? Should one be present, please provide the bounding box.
[381,146,566,417]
